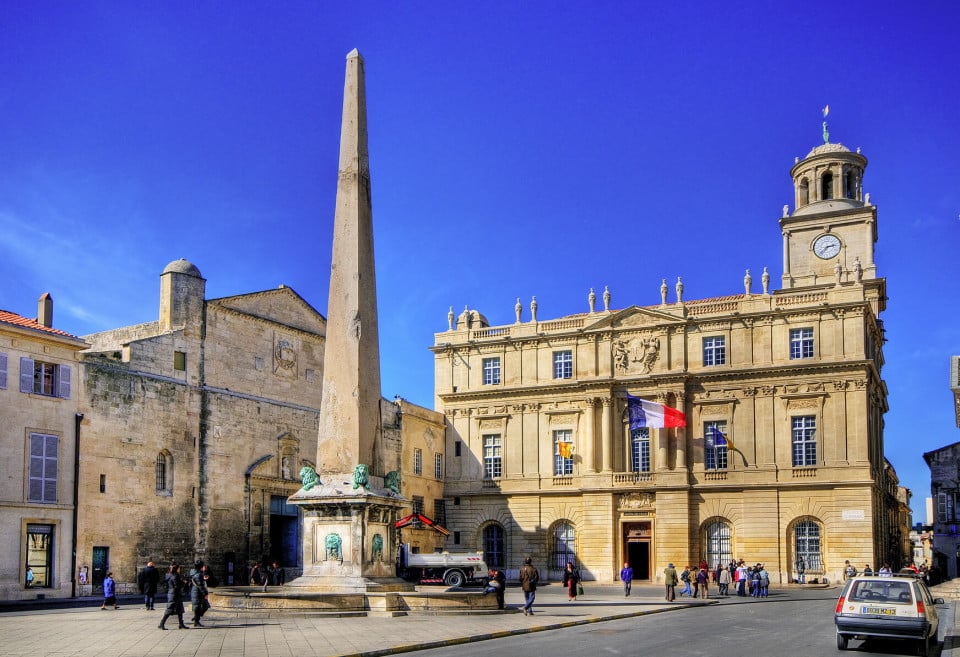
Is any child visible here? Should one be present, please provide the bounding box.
[101,571,118,609]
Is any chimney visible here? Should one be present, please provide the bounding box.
[38,292,53,328]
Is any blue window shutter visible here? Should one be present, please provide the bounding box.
[0,352,7,389]
[58,364,71,399]
[28,434,44,502]
[20,357,34,393]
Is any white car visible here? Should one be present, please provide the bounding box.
[834,574,944,655]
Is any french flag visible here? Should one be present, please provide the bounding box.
[627,395,687,429]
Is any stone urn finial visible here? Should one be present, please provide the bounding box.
[675,277,684,303]
[530,296,538,323]
[744,269,752,296]
[515,297,522,324]
[447,306,454,331]
[660,279,668,305]
[603,286,611,311]
[761,267,770,295]
[588,288,596,314]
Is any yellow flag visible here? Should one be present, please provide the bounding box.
[822,104,830,118]
[558,442,572,459]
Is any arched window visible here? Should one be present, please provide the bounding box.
[631,428,650,472]
[155,451,173,495]
[550,522,576,571]
[704,519,732,568]
[843,169,856,199]
[799,178,810,207]
[794,519,822,572]
[821,172,834,200]
[482,523,505,568]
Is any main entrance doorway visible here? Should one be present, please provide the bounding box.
[623,522,652,580]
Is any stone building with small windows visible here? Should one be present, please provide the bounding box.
[432,136,900,585]
[75,259,445,593]
[0,295,88,600]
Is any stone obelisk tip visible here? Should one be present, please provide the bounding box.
[347,48,362,61]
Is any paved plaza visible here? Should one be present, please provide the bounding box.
[3,582,958,657]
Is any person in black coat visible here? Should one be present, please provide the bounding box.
[158,563,188,630]
[138,561,161,610]
[189,561,210,627]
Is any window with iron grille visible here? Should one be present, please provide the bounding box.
[413,448,422,475]
[631,428,650,472]
[434,499,446,527]
[794,520,822,571]
[553,350,573,379]
[790,328,814,359]
[703,336,726,366]
[482,357,501,385]
[791,416,816,467]
[483,523,505,568]
[434,453,443,480]
[704,520,732,568]
[551,522,576,571]
[412,496,424,518]
[483,434,502,479]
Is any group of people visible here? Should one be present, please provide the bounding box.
[248,560,285,590]
[662,560,771,600]
[483,557,541,615]
[155,561,211,629]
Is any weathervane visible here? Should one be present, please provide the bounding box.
[822,104,830,144]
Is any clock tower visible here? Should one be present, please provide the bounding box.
[780,140,877,288]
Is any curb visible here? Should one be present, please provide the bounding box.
[333,602,703,657]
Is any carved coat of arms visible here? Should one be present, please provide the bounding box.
[613,336,660,374]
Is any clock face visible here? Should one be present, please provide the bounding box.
[813,234,841,259]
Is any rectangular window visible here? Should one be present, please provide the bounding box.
[26,524,54,588]
[20,358,71,398]
[454,531,461,545]
[482,357,501,385]
[790,328,814,360]
[174,351,186,371]
[703,336,726,366]
[553,430,574,476]
[412,496,424,518]
[434,453,443,480]
[454,441,461,457]
[99,474,106,494]
[413,448,422,475]
[553,350,573,379]
[704,421,728,470]
[631,428,651,472]
[483,434,502,479]
[434,499,446,527]
[0,351,7,389]
[792,416,817,467]
[28,433,58,503]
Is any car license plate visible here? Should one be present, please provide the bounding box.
[862,606,896,615]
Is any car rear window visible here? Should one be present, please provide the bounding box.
[848,580,913,604]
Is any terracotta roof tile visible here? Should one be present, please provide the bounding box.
[0,310,83,340]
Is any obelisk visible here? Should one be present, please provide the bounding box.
[317,48,383,477]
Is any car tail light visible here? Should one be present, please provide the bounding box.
[917,599,926,615]
[836,596,845,613]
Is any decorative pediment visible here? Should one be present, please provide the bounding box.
[583,305,684,332]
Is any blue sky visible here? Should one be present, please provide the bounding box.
[2,1,958,520]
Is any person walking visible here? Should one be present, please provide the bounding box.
[138,561,161,610]
[158,563,188,630]
[25,567,34,588]
[750,564,762,598]
[796,555,806,583]
[100,572,118,610]
[562,562,581,601]
[620,561,634,597]
[519,557,539,616]
[663,562,678,601]
[679,566,692,597]
[189,560,209,627]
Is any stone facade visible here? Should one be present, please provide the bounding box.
[923,441,960,579]
[0,298,88,600]
[432,139,898,585]
[75,260,445,593]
